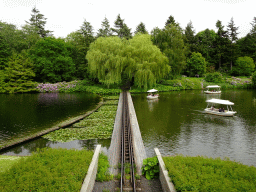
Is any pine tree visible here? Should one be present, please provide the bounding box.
[215,20,229,69]
[165,15,176,27]
[97,17,112,37]
[250,17,256,34]
[134,22,148,34]
[111,14,132,39]
[184,21,196,56]
[26,7,52,38]
[227,17,239,70]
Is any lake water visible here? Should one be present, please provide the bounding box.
[0,93,100,147]
[1,90,256,168]
[132,89,256,167]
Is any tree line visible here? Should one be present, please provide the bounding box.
[0,7,256,92]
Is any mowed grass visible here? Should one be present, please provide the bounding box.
[163,155,256,192]
[0,148,93,192]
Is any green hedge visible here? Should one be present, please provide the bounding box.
[0,148,93,192]
[163,155,256,192]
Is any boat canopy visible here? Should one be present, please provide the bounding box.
[147,89,158,93]
[206,85,221,88]
[206,98,234,105]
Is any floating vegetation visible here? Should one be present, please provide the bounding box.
[97,105,118,112]
[72,119,114,128]
[42,98,119,142]
[104,100,119,105]
[104,95,120,100]
[85,111,116,120]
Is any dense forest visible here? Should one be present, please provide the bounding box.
[0,7,256,93]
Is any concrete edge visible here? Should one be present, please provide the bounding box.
[108,92,123,175]
[127,92,147,175]
[80,144,101,192]
[0,98,103,151]
[154,148,176,192]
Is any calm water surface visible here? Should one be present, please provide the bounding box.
[132,89,256,167]
[0,93,100,146]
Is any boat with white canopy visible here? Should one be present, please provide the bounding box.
[204,85,221,94]
[204,98,236,116]
[147,89,159,100]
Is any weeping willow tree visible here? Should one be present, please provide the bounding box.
[86,34,170,89]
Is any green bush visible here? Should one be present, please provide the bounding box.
[204,72,224,83]
[0,148,93,191]
[163,155,256,192]
[186,52,207,77]
[235,56,255,76]
[96,153,113,182]
[252,71,256,88]
[142,156,159,180]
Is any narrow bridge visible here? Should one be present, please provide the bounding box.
[108,92,147,191]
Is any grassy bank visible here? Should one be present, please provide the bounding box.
[0,148,94,191]
[163,155,256,192]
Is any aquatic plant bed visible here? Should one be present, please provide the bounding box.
[103,95,119,100]
[0,148,93,191]
[0,156,26,173]
[104,99,119,105]
[43,100,118,142]
[163,155,256,192]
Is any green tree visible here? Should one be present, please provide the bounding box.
[134,22,148,34]
[111,14,132,39]
[86,34,170,89]
[21,24,41,49]
[151,24,186,77]
[184,21,196,57]
[97,17,113,37]
[227,17,239,70]
[26,7,52,38]
[215,20,229,70]
[29,37,75,83]
[234,56,255,76]
[0,34,11,69]
[186,52,206,77]
[194,29,217,71]
[1,51,36,93]
[237,17,256,62]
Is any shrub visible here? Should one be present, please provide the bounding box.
[204,72,223,83]
[235,56,255,76]
[0,148,93,191]
[142,156,159,180]
[96,153,113,182]
[163,155,256,192]
[186,52,207,77]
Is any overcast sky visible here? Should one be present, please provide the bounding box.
[0,0,255,38]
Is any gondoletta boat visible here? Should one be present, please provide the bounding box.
[147,89,159,100]
[204,98,236,117]
[204,85,221,94]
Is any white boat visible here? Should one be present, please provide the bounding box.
[147,89,159,100]
[204,98,237,117]
[204,85,221,94]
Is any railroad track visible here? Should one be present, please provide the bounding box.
[120,92,138,192]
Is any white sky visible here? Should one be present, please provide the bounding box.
[0,0,255,38]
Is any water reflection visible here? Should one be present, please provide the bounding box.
[0,137,111,156]
[147,99,159,111]
[0,93,100,146]
[132,90,256,167]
